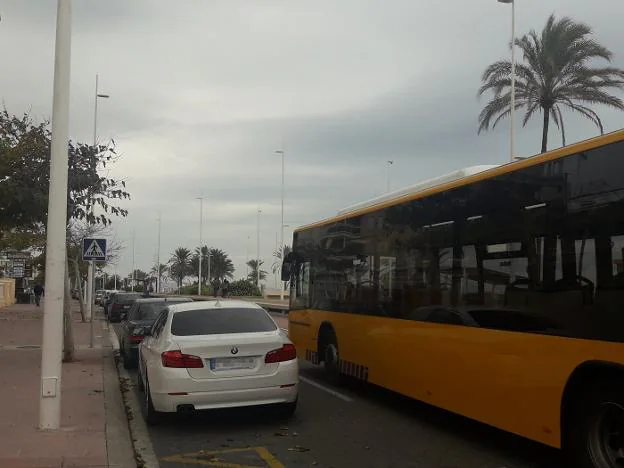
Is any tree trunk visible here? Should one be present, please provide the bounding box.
[541,106,550,153]
[73,258,86,322]
[63,254,75,363]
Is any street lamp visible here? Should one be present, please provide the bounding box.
[156,212,161,293]
[275,150,285,300]
[197,197,206,296]
[86,73,109,327]
[498,0,516,162]
[40,0,72,431]
[256,210,262,288]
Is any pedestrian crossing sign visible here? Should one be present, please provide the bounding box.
[82,238,107,261]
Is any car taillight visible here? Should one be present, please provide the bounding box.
[161,350,204,368]
[265,344,297,363]
[112,304,122,311]
[130,335,144,344]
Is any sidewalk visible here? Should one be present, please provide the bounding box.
[0,300,132,468]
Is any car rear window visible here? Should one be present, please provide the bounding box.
[139,301,188,320]
[171,308,277,336]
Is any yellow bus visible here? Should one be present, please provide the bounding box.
[282,129,624,468]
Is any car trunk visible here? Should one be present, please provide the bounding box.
[173,331,284,380]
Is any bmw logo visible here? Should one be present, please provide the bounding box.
[231,347,239,355]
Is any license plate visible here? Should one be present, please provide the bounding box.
[209,357,255,371]
[122,305,130,309]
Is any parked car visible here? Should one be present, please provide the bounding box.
[137,299,298,424]
[103,292,116,317]
[95,289,105,306]
[119,296,193,369]
[108,292,142,322]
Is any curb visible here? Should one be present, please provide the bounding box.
[108,327,160,468]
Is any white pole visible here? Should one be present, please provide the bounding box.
[246,235,250,277]
[275,232,278,289]
[280,150,285,301]
[86,74,99,323]
[131,230,135,292]
[40,0,72,431]
[510,0,516,162]
[198,197,203,296]
[257,209,261,288]
[156,212,161,293]
[114,264,117,290]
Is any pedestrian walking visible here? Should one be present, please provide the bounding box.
[33,283,44,307]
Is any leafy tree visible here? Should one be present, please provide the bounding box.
[0,110,130,231]
[227,279,261,297]
[104,275,122,290]
[246,259,267,286]
[170,247,192,290]
[0,110,131,362]
[478,14,624,152]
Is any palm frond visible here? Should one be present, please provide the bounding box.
[479,13,624,151]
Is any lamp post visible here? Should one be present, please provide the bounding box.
[40,0,72,431]
[131,230,135,292]
[257,209,262,288]
[156,212,161,293]
[498,0,516,162]
[197,197,205,296]
[86,73,109,325]
[275,150,285,300]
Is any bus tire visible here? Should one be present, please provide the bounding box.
[321,329,341,384]
[565,379,624,468]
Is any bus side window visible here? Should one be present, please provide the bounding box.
[292,261,311,310]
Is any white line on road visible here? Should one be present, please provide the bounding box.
[299,376,353,402]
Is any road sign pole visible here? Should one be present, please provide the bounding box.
[82,238,106,351]
[86,260,93,322]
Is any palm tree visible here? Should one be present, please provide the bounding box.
[169,247,192,291]
[150,263,169,292]
[246,259,267,286]
[271,244,292,276]
[208,248,235,282]
[478,14,624,153]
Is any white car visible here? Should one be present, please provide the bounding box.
[137,299,298,424]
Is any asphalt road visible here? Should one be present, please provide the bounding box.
[113,319,563,468]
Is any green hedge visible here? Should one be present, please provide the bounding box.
[227,279,261,297]
[178,280,261,297]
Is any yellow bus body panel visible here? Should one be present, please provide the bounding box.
[289,308,624,448]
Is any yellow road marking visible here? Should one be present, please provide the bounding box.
[160,446,285,468]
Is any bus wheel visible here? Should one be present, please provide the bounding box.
[322,329,341,384]
[567,381,624,467]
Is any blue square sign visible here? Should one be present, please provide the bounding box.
[82,238,107,261]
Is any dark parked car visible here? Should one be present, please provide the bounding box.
[103,292,117,317]
[119,296,193,368]
[108,292,142,322]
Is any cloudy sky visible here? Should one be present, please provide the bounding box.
[1,0,623,287]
